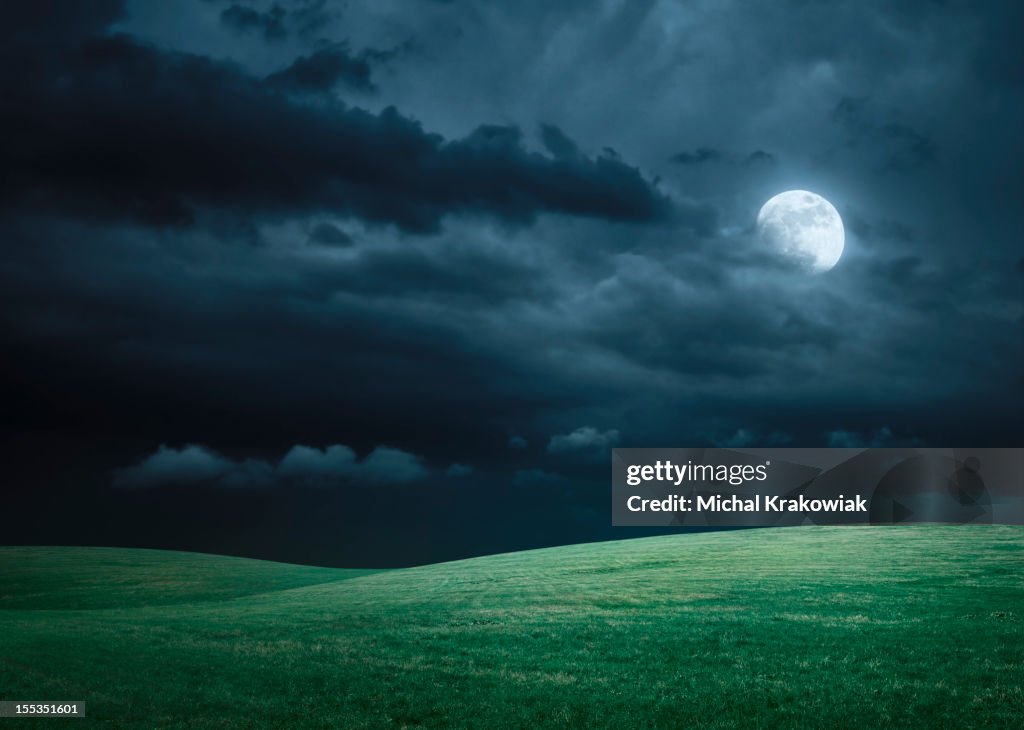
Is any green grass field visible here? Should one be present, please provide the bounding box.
[1,526,1022,728]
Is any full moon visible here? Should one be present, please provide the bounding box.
[756,190,844,272]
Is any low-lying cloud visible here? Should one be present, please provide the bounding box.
[548,426,621,454]
[114,443,429,489]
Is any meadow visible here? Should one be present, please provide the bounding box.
[1,526,1021,728]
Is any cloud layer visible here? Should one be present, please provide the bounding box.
[114,443,429,489]
[2,13,666,233]
[1,0,1021,564]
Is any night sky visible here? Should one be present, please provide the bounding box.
[1,1,1021,567]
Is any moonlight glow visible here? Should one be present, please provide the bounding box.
[756,190,845,272]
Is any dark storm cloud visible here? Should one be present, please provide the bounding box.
[831,97,938,173]
[307,222,354,247]
[877,124,938,172]
[0,8,668,234]
[0,1,124,44]
[0,214,593,484]
[2,0,1022,566]
[512,469,567,487]
[312,245,550,305]
[288,0,335,38]
[670,148,723,165]
[220,3,287,41]
[670,149,776,168]
[204,0,334,39]
[843,210,914,244]
[971,2,1024,87]
[575,252,843,378]
[539,125,580,160]
[265,44,378,93]
[742,151,775,166]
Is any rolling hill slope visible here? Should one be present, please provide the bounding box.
[1,526,1022,728]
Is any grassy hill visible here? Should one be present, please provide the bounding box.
[0,547,378,611]
[1,526,1022,728]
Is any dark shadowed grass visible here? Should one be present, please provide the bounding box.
[1,526,1022,728]
[0,547,376,610]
